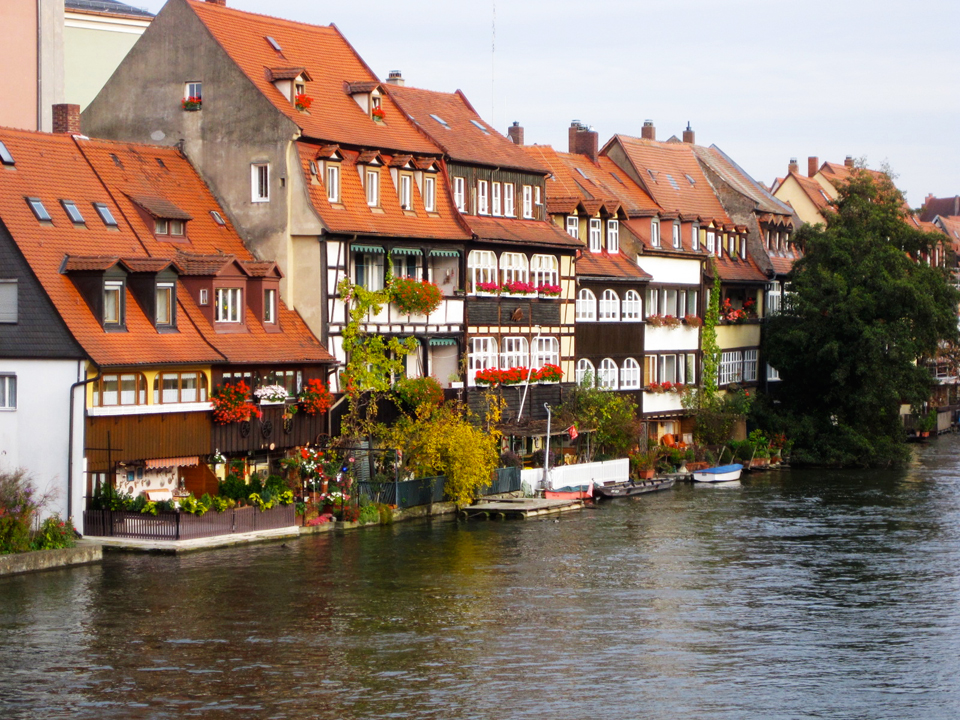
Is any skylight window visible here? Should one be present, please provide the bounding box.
[647,169,659,182]
[684,174,696,185]
[470,119,489,134]
[94,202,118,227]
[666,174,680,190]
[61,200,85,224]
[210,210,226,226]
[429,114,450,129]
[26,198,51,222]
[266,36,282,52]
[110,153,123,168]
[0,141,14,166]
[610,172,625,186]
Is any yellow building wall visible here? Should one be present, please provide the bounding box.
[773,177,826,226]
[86,367,213,408]
[717,324,761,351]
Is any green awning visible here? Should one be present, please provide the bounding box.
[429,249,461,257]
[429,338,457,346]
[390,247,422,256]
[351,244,384,254]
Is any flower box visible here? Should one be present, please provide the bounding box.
[181,96,201,111]
[294,93,313,112]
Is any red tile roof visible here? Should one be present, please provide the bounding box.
[785,171,834,212]
[692,145,794,217]
[466,215,583,249]
[186,0,440,155]
[577,250,652,281]
[295,141,469,240]
[387,86,549,173]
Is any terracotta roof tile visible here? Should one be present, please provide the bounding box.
[122,257,178,273]
[126,193,192,220]
[577,250,652,281]
[266,66,307,81]
[174,251,238,276]
[388,86,550,173]
[465,215,583,249]
[692,145,794,217]
[186,0,440,154]
[62,256,123,272]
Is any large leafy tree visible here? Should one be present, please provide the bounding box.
[762,170,959,466]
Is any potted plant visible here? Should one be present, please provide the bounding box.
[393,375,444,411]
[255,384,289,405]
[916,410,937,437]
[630,449,659,479]
[298,379,333,415]
[371,106,385,122]
[294,93,313,111]
[501,280,537,296]
[181,95,201,111]
[475,281,501,295]
[211,381,261,424]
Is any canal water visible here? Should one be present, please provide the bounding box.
[3,438,960,719]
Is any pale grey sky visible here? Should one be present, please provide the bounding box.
[136,0,959,205]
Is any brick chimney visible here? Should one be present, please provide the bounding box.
[385,70,405,87]
[641,119,656,141]
[808,156,819,178]
[844,155,854,168]
[682,122,695,144]
[507,121,524,146]
[52,104,80,135]
[788,157,799,174]
[205,0,226,5]
[568,120,598,162]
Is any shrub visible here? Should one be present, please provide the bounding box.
[31,515,75,550]
[394,376,444,412]
[358,504,380,524]
[499,451,523,468]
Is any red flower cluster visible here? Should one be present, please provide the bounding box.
[475,364,564,386]
[537,363,563,382]
[646,381,684,394]
[722,297,757,324]
[476,281,501,293]
[181,96,202,111]
[211,381,261,424]
[295,93,313,111]
[537,283,561,296]
[502,280,537,295]
[299,379,333,416]
[390,277,442,316]
[371,107,385,120]
[684,314,703,327]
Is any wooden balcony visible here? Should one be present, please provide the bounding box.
[211,402,329,455]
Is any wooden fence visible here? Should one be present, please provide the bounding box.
[83,504,296,540]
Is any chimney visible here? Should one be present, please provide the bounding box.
[52,104,80,135]
[788,157,799,174]
[682,122,695,144]
[385,70,405,87]
[844,155,854,168]
[205,0,226,5]
[808,156,818,178]
[568,120,598,162]
[507,121,524,146]
[641,119,656,141]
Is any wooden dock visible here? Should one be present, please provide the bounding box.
[460,497,584,520]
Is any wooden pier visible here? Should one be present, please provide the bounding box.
[460,497,584,520]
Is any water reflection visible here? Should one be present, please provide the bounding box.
[3,438,960,718]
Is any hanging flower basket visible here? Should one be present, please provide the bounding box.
[294,93,313,111]
[211,381,261,424]
[298,379,333,416]
[181,96,202,111]
[389,277,442,316]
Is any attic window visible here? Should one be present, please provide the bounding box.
[266,36,282,52]
[210,210,226,225]
[26,198,51,222]
[155,218,185,236]
[575,167,588,179]
[429,114,450,129]
[470,119,489,134]
[0,141,14,166]
[684,173,696,185]
[94,203,118,227]
[610,172,625,186]
[61,200,85,224]
[666,174,680,191]
[110,153,123,168]
[647,169,659,182]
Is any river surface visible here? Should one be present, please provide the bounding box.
[3,438,960,719]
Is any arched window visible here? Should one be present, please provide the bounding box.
[530,254,559,290]
[598,358,619,390]
[500,336,528,369]
[599,289,620,321]
[623,290,642,320]
[499,252,529,285]
[93,372,148,406]
[532,336,559,367]
[576,358,595,386]
[621,358,641,389]
[576,288,596,321]
[467,250,497,292]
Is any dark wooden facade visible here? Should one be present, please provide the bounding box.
[447,162,546,220]
[85,410,212,472]
[211,403,329,455]
[466,296,561,327]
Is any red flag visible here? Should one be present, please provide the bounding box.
[567,425,578,440]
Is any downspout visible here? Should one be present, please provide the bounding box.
[68,363,99,526]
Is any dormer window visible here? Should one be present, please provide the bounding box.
[326,163,340,203]
[424,176,436,212]
[522,185,533,219]
[26,197,51,222]
[492,182,502,216]
[215,287,242,323]
[504,183,515,217]
[477,180,489,215]
[651,219,661,247]
[672,222,681,249]
[365,168,380,207]
[607,220,619,253]
[691,223,700,251]
[399,174,412,210]
[566,216,579,238]
[454,177,466,212]
[589,219,602,252]
[706,230,716,254]
[155,218,185,237]
[103,280,124,327]
[156,282,174,326]
[264,288,277,324]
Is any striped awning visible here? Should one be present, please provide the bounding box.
[429,338,457,346]
[391,247,421,255]
[429,249,460,257]
[351,244,385,254]
[145,456,200,469]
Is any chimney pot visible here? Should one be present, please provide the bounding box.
[808,156,819,178]
[788,157,799,174]
[568,121,598,162]
[844,155,854,168]
[641,119,656,141]
[52,104,81,135]
[385,70,405,86]
[682,121,695,144]
[507,121,524,146]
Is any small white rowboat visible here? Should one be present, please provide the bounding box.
[691,463,743,483]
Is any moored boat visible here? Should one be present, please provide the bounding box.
[544,482,593,500]
[594,477,675,499]
[691,464,743,483]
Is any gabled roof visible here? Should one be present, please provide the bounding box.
[466,216,583,249]
[692,145,794,217]
[921,196,960,222]
[783,171,834,212]
[577,251,652,282]
[186,0,439,155]
[295,141,469,240]
[387,85,549,173]
[602,135,731,223]
[936,215,960,243]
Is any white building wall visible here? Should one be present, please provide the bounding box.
[644,325,699,352]
[637,256,701,285]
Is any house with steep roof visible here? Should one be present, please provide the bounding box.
[0,118,333,530]
[386,83,582,424]
[82,0,471,393]
[523,131,652,409]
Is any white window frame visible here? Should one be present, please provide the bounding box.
[645,287,659,317]
[607,219,619,253]
[0,375,16,410]
[468,250,497,292]
[620,358,641,389]
[566,215,579,238]
[491,181,501,217]
[355,252,386,291]
[477,180,489,215]
[251,163,270,202]
[399,174,413,210]
[531,254,559,289]
[532,336,560,368]
[719,350,743,386]
[365,169,380,207]
[691,224,699,251]
[576,359,595,386]
[767,363,781,381]
[644,355,658,385]
[706,230,716,255]
[424,176,436,212]
[468,337,498,382]
[599,289,620,321]
[500,252,529,285]
[103,281,123,325]
[767,283,782,316]
[673,222,681,249]
[503,183,515,217]
[744,349,758,382]
[685,353,697,385]
[650,220,661,247]
[589,219,602,252]
[264,288,277,324]
[659,354,678,384]
[598,358,619,390]
[623,289,642,320]
[326,163,340,203]
[156,282,174,326]
[576,288,597,321]
[501,336,528,369]
[184,81,202,101]
[522,185,533,219]
[215,287,242,323]
[454,177,466,211]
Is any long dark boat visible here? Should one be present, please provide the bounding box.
[593,477,675,499]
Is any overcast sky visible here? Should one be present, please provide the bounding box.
[136,0,959,206]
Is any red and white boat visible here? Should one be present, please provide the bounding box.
[544,482,593,500]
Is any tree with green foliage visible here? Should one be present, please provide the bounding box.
[560,380,640,461]
[761,168,959,466]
